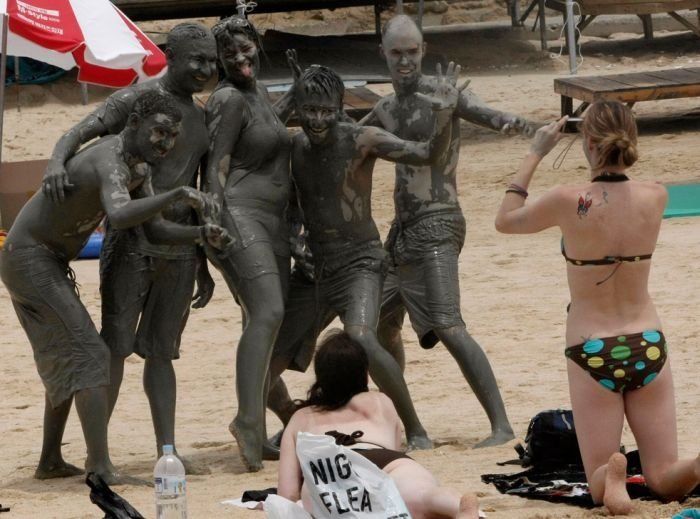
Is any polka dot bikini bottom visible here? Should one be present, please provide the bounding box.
[565,330,667,393]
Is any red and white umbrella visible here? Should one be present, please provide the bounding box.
[0,0,166,87]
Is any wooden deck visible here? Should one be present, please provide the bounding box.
[554,67,700,116]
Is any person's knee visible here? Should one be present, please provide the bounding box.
[345,325,375,347]
[247,299,285,331]
[643,466,684,502]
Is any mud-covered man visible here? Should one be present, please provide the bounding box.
[1,91,226,484]
[42,23,220,472]
[361,14,536,447]
[269,64,460,449]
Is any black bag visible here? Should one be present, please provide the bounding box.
[518,409,583,469]
[86,472,145,519]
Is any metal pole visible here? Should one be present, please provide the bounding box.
[565,0,578,74]
[417,0,424,31]
[0,13,9,165]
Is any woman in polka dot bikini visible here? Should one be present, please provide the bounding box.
[494,100,700,515]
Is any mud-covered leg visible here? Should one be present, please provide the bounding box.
[437,326,514,447]
[35,393,84,480]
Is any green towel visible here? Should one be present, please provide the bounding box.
[664,184,700,219]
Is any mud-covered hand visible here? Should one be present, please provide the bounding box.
[180,188,220,224]
[416,61,462,112]
[201,223,234,252]
[501,117,541,138]
[290,228,315,282]
[42,160,75,203]
[286,49,302,82]
[529,116,569,158]
[192,256,215,309]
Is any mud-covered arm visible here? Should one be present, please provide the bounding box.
[203,89,247,204]
[288,156,314,279]
[359,63,458,165]
[192,246,215,309]
[100,164,204,230]
[359,97,455,166]
[272,50,303,124]
[358,102,386,128]
[457,87,538,137]
[44,93,133,202]
[44,114,108,203]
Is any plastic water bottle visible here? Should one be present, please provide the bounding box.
[154,444,187,519]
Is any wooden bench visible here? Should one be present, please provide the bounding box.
[519,0,700,50]
[554,67,700,117]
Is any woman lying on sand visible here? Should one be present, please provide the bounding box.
[277,330,479,519]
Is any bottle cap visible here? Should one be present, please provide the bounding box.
[162,444,174,455]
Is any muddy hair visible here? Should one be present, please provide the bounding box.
[381,13,422,39]
[297,65,345,107]
[166,22,212,53]
[211,15,263,57]
[132,90,182,123]
[581,101,638,170]
[296,330,369,412]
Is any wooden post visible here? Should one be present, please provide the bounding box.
[0,14,8,166]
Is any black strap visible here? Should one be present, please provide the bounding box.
[592,172,629,182]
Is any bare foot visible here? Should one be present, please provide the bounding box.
[34,461,84,480]
[262,440,280,461]
[406,432,433,451]
[94,469,151,487]
[603,452,633,515]
[179,454,211,475]
[268,428,284,448]
[474,428,515,449]
[229,418,263,472]
[456,493,479,519]
[262,428,283,461]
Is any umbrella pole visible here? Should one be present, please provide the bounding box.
[0,13,9,165]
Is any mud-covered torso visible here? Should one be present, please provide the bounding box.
[220,84,292,211]
[4,137,143,260]
[291,127,381,260]
[376,77,461,223]
[98,83,209,258]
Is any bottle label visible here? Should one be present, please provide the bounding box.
[155,476,186,497]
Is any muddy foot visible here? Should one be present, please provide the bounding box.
[456,492,479,519]
[406,433,434,451]
[179,454,211,475]
[268,428,284,448]
[94,470,151,487]
[603,452,633,515]
[229,418,263,472]
[34,461,84,480]
[262,440,280,461]
[474,428,515,449]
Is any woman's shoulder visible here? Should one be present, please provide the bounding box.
[351,391,397,417]
[208,83,247,108]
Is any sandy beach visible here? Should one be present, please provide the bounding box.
[1,4,699,518]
